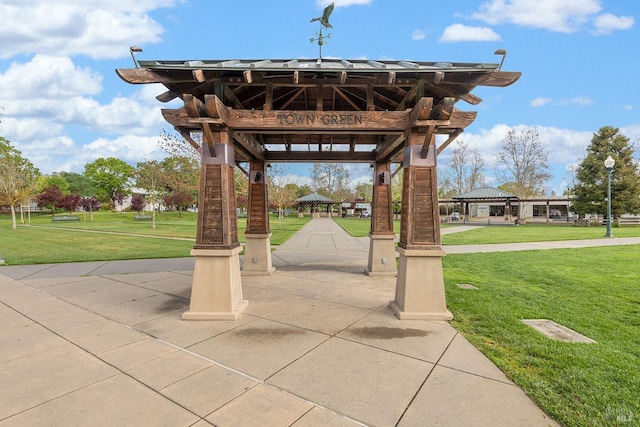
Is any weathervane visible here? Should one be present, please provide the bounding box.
[310,2,334,59]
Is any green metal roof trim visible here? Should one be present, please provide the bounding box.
[136,58,500,73]
[453,187,517,200]
[295,193,336,203]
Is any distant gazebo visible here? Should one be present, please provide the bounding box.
[453,187,517,221]
[295,193,336,217]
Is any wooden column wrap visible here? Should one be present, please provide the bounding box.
[246,161,270,234]
[370,162,394,235]
[398,130,441,250]
[194,130,239,250]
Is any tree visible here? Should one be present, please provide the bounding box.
[447,139,486,195]
[311,163,352,201]
[81,196,101,221]
[163,191,194,217]
[161,155,199,198]
[84,157,134,205]
[35,185,63,216]
[572,126,640,217]
[0,137,40,229]
[60,171,96,196]
[136,160,165,228]
[36,173,70,195]
[235,164,249,211]
[496,127,551,220]
[268,164,296,224]
[57,194,81,216]
[354,181,373,203]
[130,194,146,214]
[158,129,200,162]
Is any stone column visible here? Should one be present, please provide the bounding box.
[183,129,248,320]
[366,162,397,277]
[390,129,453,320]
[243,161,275,275]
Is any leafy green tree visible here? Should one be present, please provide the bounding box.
[161,155,199,198]
[572,126,640,216]
[136,160,165,228]
[354,181,373,203]
[0,137,40,229]
[84,157,134,204]
[36,174,70,195]
[60,171,96,196]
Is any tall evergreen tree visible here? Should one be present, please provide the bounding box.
[572,126,640,216]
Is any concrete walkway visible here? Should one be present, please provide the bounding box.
[0,218,587,426]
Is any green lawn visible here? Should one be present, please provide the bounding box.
[333,216,640,426]
[0,211,311,265]
[444,247,640,427]
[332,216,640,243]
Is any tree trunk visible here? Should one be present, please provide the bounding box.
[10,204,17,230]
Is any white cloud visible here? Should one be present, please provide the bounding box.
[412,30,426,41]
[439,24,501,42]
[316,0,372,7]
[472,0,594,33]
[0,1,182,59]
[0,55,102,99]
[530,97,552,107]
[529,96,594,107]
[559,96,593,106]
[593,13,634,35]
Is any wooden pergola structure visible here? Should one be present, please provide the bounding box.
[117,57,520,320]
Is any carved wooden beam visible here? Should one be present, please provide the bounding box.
[375,134,406,162]
[265,150,374,162]
[436,129,464,155]
[177,128,201,150]
[233,132,265,161]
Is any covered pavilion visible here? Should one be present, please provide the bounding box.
[117,56,520,321]
[452,187,518,221]
[294,193,336,217]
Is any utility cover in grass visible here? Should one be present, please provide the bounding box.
[456,283,478,290]
[522,319,596,343]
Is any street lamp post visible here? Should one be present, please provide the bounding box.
[604,155,615,238]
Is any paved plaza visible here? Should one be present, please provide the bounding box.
[0,218,608,426]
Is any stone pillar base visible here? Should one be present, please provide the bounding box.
[365,233,397,277]
[390,247,453,320]
[298,212,304,218]
[182,247,247,321]
[242,233,276,276]
[312,212,320,218]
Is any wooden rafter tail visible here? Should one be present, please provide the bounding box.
[409,97,434,126]
[184,94,208,118]
[205,95,229,125]
[473,71,522,87]
[436,129,464,156]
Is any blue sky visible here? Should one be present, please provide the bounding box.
[0,0,638,195]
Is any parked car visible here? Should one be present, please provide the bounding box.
[361,211,371,218]
[549,209,562,218]
[449,212,460,221]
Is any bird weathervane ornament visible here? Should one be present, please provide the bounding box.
[310,2,334,59]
